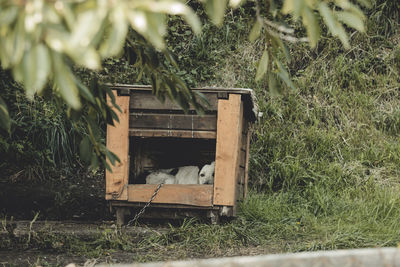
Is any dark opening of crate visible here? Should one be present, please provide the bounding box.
[129,137,216,184]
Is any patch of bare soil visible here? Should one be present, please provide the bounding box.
[0,220,284,266]
[0,171,110,221]
[0,251,87,267]
[0,244,281,266]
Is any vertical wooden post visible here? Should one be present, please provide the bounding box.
[243,128,252,199]
[105,90,130,200]
[213,94,243,206]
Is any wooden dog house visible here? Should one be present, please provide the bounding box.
[106,84,257,224]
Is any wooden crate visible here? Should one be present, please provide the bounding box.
[105,84,257,224]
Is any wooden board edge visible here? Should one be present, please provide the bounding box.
[244,127,252,199]
[127,184,213,207]
[213,94,243,206]
[129,129,216,139]
[105,91,130,200]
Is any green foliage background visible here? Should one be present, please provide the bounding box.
[1,0,400,256]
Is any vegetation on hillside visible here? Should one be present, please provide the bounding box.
[0,0,369,172]
[1,0,400,265]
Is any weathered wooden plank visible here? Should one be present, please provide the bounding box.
[238,166,245,184]
[244,128,252,199]
[110,84,254,95]
[127,184,213,207]
[111,201,219,210]
[236,165,245,201]
[130,91,218,111]
[213,94,244,206]
[129,129,216,139]
[242,133,247,150]
[240,149,246,168]
[106,91,130,200]
[130,113,217,131]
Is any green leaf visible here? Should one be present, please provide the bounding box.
[87,118,102,140]
[69,8,106,51]
[76,48,101,69]
[0,6,18,26]
[355,0,372,8]
[34,45,51,94]
[105,86,122,114]
[127,11,165,50]
[318,2,337,35]
[276,60,296,90]
[318,2,350,49]
[76,80,95,104]
[52,52,81,110]
[249,19,262,42]
[270,35,291,61]
[335,0,365,19]
[127,10,147,34]
[79,136,92,163]
[105,149,120,166]
[164,49,178,68]
[104,159,112,172]
[293,0,304,19]
[10,13,25,66]
[21,44,50,99]
[335,11,365,32]
[21,49,36,99]
[194,91,211,110]
[334,23,350,49]
[302,6,320,48]
[0,96,10,133]
[100,5,128,57]
[268,73,280,96]
[204,0,228,26]
[229,0,243,8]
[140,1,201,34]
[44,28,69,53]
[282,0,304,19]
[282,0,294,14]
[90,153,99,169]
[256,50,269,81]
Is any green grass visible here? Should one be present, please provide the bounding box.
[2,0,400,263]
[109,0,400,259]
[11,184,400,262]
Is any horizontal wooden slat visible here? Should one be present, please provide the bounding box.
[127,184,213,207]
[130,113,217,131]
[108,84,258,122]
[130,91,218,111]
[129,129,216,139]
[111,201,219,210]
[110,84,253,95]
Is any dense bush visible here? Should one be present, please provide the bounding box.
[0,69,83,179]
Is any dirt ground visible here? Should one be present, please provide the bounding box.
[0,174,280,266]
[0,171,110,221]
[0,172,110,266]
[0,220,278,266]
[0,240,277,266]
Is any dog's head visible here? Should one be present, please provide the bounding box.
[199,161,215,184]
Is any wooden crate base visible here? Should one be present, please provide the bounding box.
[127,184,213,207]
[111,204,231,225]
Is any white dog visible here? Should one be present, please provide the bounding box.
[145,171,176,185]
[174,166,200,184]
[199,161,215,184]
[145,161,215,185]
